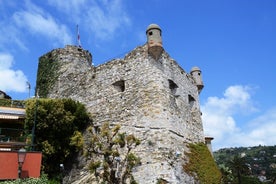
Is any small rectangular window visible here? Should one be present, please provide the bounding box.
[113,80,125,92]
[188,94,196,109]
[168,79,178,95]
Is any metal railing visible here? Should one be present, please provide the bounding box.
[0,128,30,143]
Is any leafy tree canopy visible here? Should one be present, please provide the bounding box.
[24,98,90,178]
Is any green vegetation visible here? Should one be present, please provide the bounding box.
[84,122,141,184]
[183,143,222,184]
[24,98,90,179]
[36,55,60,98]
[0,174,58,184]
[228,155,251,183]
[214,145,276,183]
[0,99,24,107]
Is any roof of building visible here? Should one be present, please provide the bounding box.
[191,66,201,72]
[146,23,161,33]
[0,90,11,99]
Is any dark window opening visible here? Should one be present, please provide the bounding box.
[168,79,178,95]
[149,31,153,36]
[113,80,125,92]
[188,94,196,109]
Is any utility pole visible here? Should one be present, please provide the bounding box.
[26,82,31,98]
[31,89,39,151]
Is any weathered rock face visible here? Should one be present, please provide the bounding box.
[37,43,205,183]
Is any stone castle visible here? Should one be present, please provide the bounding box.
[36,24,206,183]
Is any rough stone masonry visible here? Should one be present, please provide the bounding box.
[36,24,205,183]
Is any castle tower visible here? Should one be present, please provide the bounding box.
[146,23,163,60]
[190,66,204,94]
[36,45,92,98]
[36,25,206,183]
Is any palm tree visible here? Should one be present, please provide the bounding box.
[228,155,250,184]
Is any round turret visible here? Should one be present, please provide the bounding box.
[146,23,163,60]
[146,24,162,47]
[190,66,204,93]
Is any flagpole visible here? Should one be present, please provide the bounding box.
[76,24,78,47]
[76,24,81,48]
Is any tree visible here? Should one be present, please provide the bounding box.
[25,98,90,178]
[219,164,234,183]
[228,155,250,184]
[84,122,141,184]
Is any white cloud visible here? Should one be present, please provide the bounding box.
[0,13,28,51]
[47,0,131,41]
[246,109,276,145]
[204,85,257,116]
[47,0,87,18]
[12,1,72,46]
[201,85,275,150]
[0,1,73,50]
[86,0,131,40]
[0,53,28,93]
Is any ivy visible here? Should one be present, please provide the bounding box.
[36,55,60,98]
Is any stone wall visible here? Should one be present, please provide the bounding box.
[37,44,205,183]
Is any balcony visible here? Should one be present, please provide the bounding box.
[0,128,30,151]
[0,104,27,151]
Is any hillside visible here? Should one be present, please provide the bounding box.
[214,145,276,183]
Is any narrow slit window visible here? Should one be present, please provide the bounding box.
[113,80,125,92]
[188,94,196,109]
[168,79,178,95]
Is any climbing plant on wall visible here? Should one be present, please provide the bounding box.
[84,122,141,184]
[183,143,222,184]
[36,55,60,98]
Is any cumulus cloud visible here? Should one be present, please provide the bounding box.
[245,109,276,145]
[0,53,28,93]
[201,85,276,150]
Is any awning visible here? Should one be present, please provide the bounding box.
[0,115,20,120]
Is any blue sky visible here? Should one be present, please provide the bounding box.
[0,0,275,150]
